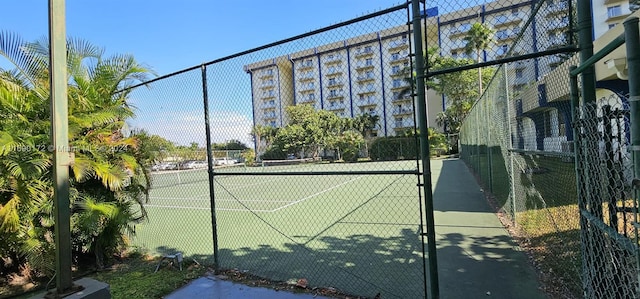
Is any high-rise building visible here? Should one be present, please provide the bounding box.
[244,0,632,143]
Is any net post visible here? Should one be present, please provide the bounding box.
[202,64,220,272]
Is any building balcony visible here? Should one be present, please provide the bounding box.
[546,2,569,16]
[496,32,518,42]
[326,68,343,76]
[262,93,276,99]
[259,70,275,79]
[327,80,344,87]
[355,48,375,57]
[324,55,343,64]
[509,61,527,69]
[263,102,276,109]
[391,82,410,91]
[393,108,413,115]
[493,15,523,28]
[607,12,631,22]
[359,110,378,116]
[357,98,377,106]
[357,74,376,82]
[298,75,314,82]
[327,104,346,111]
[263,113,277,119]
[449,28,469,38]
[389,55,409,63]
[546,21,570,32]
[299,86,315,92]
[388,39,409,50]
[260,81,275,89]
[391,69,408,77]
[298,62,315,70]
[356,63,375,70]
[298,97,316,104]
[394,122,414,130]
[392,94,413,102]
[326,92,345,100]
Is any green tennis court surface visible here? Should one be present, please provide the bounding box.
[133,160,425,298]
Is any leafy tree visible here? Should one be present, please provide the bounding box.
[463,22,494,94]
[212,139,248,150]
[251,124,278,160]
[0,32,154,272]
[353,113,379,157]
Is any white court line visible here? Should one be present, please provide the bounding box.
[143,204,273,212]
[216,177,288,189]
[149,196,209,201]
[215,199,293,203]
[270,175,363,212]
[146,176,362,213]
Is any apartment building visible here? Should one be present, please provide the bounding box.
[244,0,631,150]
[244,25,442,139]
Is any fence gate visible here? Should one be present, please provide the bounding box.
[570,16,640,299]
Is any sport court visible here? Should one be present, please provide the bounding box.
[136,160,426,298]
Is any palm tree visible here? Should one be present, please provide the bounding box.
[463,22,494,95]
[0,32,154,270]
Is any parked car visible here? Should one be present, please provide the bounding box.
[151,162,178,171]
[182,160,208,169]
[214,157,238,166]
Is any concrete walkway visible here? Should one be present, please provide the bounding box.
[165,158,546,299]
[431,158,546,299]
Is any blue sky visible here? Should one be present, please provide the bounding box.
[0,1,412,75]
[1,1,466,146]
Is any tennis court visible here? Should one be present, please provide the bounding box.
[133,160,426,298]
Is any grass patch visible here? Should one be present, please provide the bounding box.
[88,253,209,299]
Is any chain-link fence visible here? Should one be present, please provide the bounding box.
[121,3,435,298]
[457,0,640,297]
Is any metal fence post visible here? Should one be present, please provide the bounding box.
[623,15,640,290]
[49,0,74,294]
[411,0,439,297]
[202,65,220,271]
[504,66,516,222]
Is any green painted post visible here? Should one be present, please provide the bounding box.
[622,15,640,288]
[576,0,595,105]
[411,0,439,298]
[49,0,73,293]
[202,65,220,271]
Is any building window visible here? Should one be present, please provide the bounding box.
[515,69,524,79]
[608,5,622,18]
[497,45,509,55]
[392,79,402,88]
[512,7,519,15]
[496,29,509,40]
[365,70,374,78]
[395,117,404,127]
[392,65,400,74]
[328,78,336,85]
[365,58,374,66]
[609,23,617,29]
[451,50,458,58]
